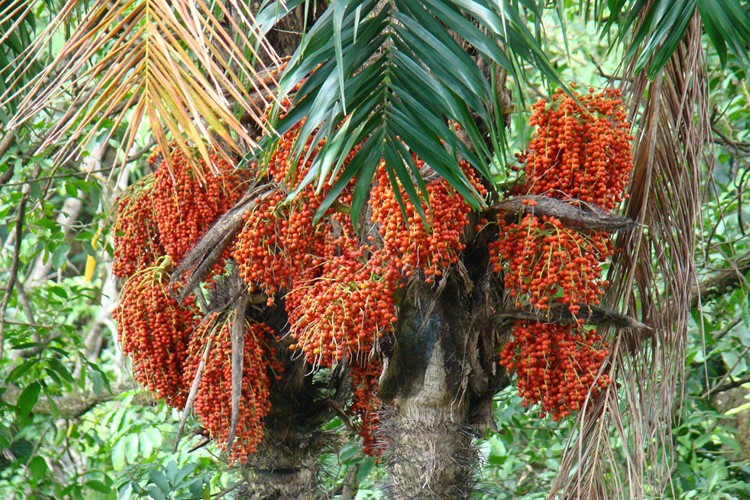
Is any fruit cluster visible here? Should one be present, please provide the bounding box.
[153,147,244,264]
[113,86,634,459]
[491,214,612,314]
[231,118,480,452]
[112,175,163,278]
[114,256,196,408]
[521,87,633,210]
[370,160,485,283]
[492,88,633,418]
[184,312,281,462]
[113,146,286,462]
[499,322,610,419]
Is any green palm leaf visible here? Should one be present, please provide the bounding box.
[598,0,750,78]
[260,0,564,225]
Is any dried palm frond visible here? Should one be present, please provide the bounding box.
[0,0,39,117]
[550,9,709,500]
[1,0,284,172]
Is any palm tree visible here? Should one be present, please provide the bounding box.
[2,0,750,497]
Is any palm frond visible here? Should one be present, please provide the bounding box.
[2,0,282,171]
[260,0,564,225]
[550,9,709,498]
[0,0,40,118]
[597,0,750,78]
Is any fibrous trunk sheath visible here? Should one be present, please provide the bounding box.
[382,280,482,499]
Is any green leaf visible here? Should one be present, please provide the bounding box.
[173,462,198,485]
[64,181,79,198]
[50,243,71,270]
[7,360,36,383]
[339,442,360,462]
[124,433,140,463]
[82,240,97,257]
[165,460,179,482]
[357,457,376,482]
[188,478,207,499]
[16,381,42,418]
[28,456,49,480]
[111,439,126,471]
[272,0,562,217]
[149,469,171,493]
[146,485,166,500]
[48,284,68,299]
[90,369,105,396]
[0,425,12,449]
[47,358,74,383]
[85,480,111,494]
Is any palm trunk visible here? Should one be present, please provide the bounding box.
[239,302,346,499]
[387,339,475,498]
[381,271,507,498]
[240,365,333,499]
[241,424,323,498]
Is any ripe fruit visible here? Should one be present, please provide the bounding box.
[114,257,197,408]
[183,313,280,463]
[112,175,163,278]
[153,146,244,265]
[492,88,633,418]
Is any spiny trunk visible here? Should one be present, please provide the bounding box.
[239,362,335,499]
[241,426,323,499]
[381,271,507,498]
[239,302,346,499]
[387,339,475,498]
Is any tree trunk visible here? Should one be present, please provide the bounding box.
[240,361,344,499]
[387,338,475,498]
[241,426,323,499]
[238,301,347,499]
[381,268,508,498]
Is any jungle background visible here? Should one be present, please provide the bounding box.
[1,1,750,499]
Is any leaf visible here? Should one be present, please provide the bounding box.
[28,456,49,480]
[165,460,179,482]
[85,480,111,494]
[111,439,126,471]
[64,181,79,198]
[50,243,70,270]
[48,284,68,299]
[0,424,12,449]
[146,484,166,500]
[188,478,207,499]
[90,370,105,396]
[47,358,74,383]
[272,0,563,221]
[7,359,37,383]
[16,381,41,418]
[124,433,140,463]
[4,0,284,175]
[227,295,249,452]
[148,469,171,493]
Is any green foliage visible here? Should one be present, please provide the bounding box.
[261,0,564,226]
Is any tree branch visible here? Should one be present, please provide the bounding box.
[496,303,652,332]
[0,165,40,362]
[710,374,750,396]
[0,132,16,186]
[487,195,638,232]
